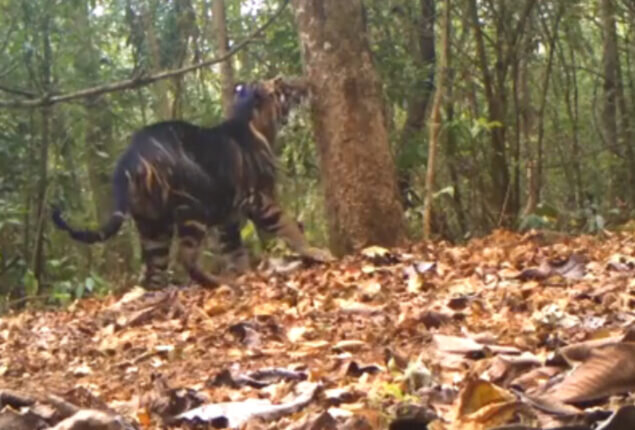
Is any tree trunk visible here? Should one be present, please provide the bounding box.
[467,0,536,226]
[141,0,172,120]
[292,0,405,255]
[556,35,584,208]
[170,0,196,119]
[614,33,635,203]
[212,0,235,117]
[467,0,511,225]
[32,10,52,288]
[443,13,467,236]
[75,1,134,272]
[423,0,450,239]
[396,0,436,203]
[600,0,622,203]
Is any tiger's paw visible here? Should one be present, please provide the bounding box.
[300,246,335,263]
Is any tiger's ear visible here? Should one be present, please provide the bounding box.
[234,82,248,98]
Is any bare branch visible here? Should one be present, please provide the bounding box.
[0,83,36,98]
[0,0,290,109]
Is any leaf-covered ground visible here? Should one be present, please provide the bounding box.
[3,229,635,429]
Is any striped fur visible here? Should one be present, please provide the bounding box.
[52,76,333,289]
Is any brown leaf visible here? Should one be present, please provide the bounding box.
[554,336,624,365]
[456,379,516,417]
[517,254,586,281]
[453,379,526,429]
[546,342,635,403]
[433,334,521,357]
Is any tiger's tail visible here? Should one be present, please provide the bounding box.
[52,170,129,244]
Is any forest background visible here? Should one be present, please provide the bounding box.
[0,0,633,305]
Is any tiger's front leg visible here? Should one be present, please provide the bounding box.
[246,194,334,263]
[217,221,250,274]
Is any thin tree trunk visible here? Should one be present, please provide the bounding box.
[75,0,134,272]
[33,11,52,287]
[614,41,635,203]
[141,0,172,120]
[170,0,196,119]
[467,0,536,226]
[532,5,562,209]
[556,37,583,207]
[423,0,450,239]
[600,0,620,202]
[212,0,235,117]
[292,0,405,255]
[396,0,436,203]
[467,0,510,225]
[443,16,467,236]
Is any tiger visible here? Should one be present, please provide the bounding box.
[52,76,333,289]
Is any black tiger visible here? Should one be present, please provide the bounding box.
[52,76,333,289]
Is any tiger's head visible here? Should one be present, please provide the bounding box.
[232,76,309,150]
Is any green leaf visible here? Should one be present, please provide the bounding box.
[22,270,39,296]
[433,186,454,199]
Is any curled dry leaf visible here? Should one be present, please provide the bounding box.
[543,342,635,404]
[453,379,529,429]
[433,334,521,356]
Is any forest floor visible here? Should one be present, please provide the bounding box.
[2,229,635,429]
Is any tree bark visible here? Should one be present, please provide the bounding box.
[443,12,467,236]
[423,0,450,239]
[212,0,235,117]
[467,0,510,225]
[141,0,172,120]
[32,9,52,288]
[292,0,405,255]
[467,0,537,226]
[600,0,622,202]
[74,1,134,272]
[396,0,436,203]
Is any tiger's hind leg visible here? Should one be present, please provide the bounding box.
[134,217,173,290]
[176,213,226,288]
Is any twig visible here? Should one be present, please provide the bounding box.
[0,82,36,98]
[0,256,20,276]
[3,294,51,309]
[0,0,290,109]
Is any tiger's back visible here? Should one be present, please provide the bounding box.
[119,120,255,225]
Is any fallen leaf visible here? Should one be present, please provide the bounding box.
[176,382,320,428]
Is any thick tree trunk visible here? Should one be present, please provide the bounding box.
[212,0,235,117]
[292,0,405,255]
